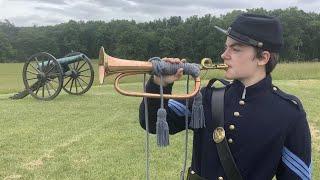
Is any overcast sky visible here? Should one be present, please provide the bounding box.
[0,0,319,27]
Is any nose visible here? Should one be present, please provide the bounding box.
[221,48,230,60]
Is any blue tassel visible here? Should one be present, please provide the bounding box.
[156,108,169,147]
[190,91,205,128]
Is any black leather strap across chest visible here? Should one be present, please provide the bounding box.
[211,85,243,180]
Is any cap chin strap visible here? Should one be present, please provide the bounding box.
[227,27,263,48]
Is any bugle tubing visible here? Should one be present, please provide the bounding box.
[201,58,228,70]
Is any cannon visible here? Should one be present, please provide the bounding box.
[11,52,94,100]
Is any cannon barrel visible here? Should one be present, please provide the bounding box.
[38,54,85,70]
[56,54,85,66]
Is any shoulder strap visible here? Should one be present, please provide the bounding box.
[271,85,304,111]
[207,78,230,88]
[211,85,243,180]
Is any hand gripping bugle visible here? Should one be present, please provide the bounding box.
[98,46,227,99]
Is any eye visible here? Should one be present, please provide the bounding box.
[232,47,241,52]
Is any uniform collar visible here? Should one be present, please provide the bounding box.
[231,75,272,99]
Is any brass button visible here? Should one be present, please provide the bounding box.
[229,124,235,130]
[273,87,278,91]
[228,138,233,144]
[218,176,224,180]
[213,127,225,143]
[233,112,240,117]
[239,100,245,105]
[191,170,195,174]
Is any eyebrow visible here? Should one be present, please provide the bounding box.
[225,42,247,48]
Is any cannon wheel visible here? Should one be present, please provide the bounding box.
[62,52,94,95]
[23,52,63,100]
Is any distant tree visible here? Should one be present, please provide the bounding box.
[0,8,319,62]
[0,31,16,62]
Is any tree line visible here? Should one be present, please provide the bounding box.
[0,7,319,63]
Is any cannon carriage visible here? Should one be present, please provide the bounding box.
[11,52,94,100]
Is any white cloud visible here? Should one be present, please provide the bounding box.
[0,0,319,26]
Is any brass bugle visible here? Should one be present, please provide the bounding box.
[98,46,200,99]
[98,47,228,99]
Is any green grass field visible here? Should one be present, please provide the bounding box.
[0,62,319,179]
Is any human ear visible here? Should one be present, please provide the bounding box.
[257,51,271,66]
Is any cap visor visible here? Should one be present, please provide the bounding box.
[214,26,227,34]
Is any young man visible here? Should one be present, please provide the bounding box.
[139,13,311,180]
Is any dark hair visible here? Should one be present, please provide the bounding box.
[255,48,279,74]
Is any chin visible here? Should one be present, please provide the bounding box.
[224,75,234,80]
[224,71,235,80]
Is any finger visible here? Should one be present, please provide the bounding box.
[172,58,179,63]
[162,58,174,63]
[161,57,168,61]
[176,68,184,76]
[166,58,176,63]
[173,58,182,64]
[175,69,183,80]
[181,58,187,63]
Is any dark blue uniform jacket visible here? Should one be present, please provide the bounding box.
[139,75,312,180]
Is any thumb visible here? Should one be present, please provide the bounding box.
[175,68,184,79]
